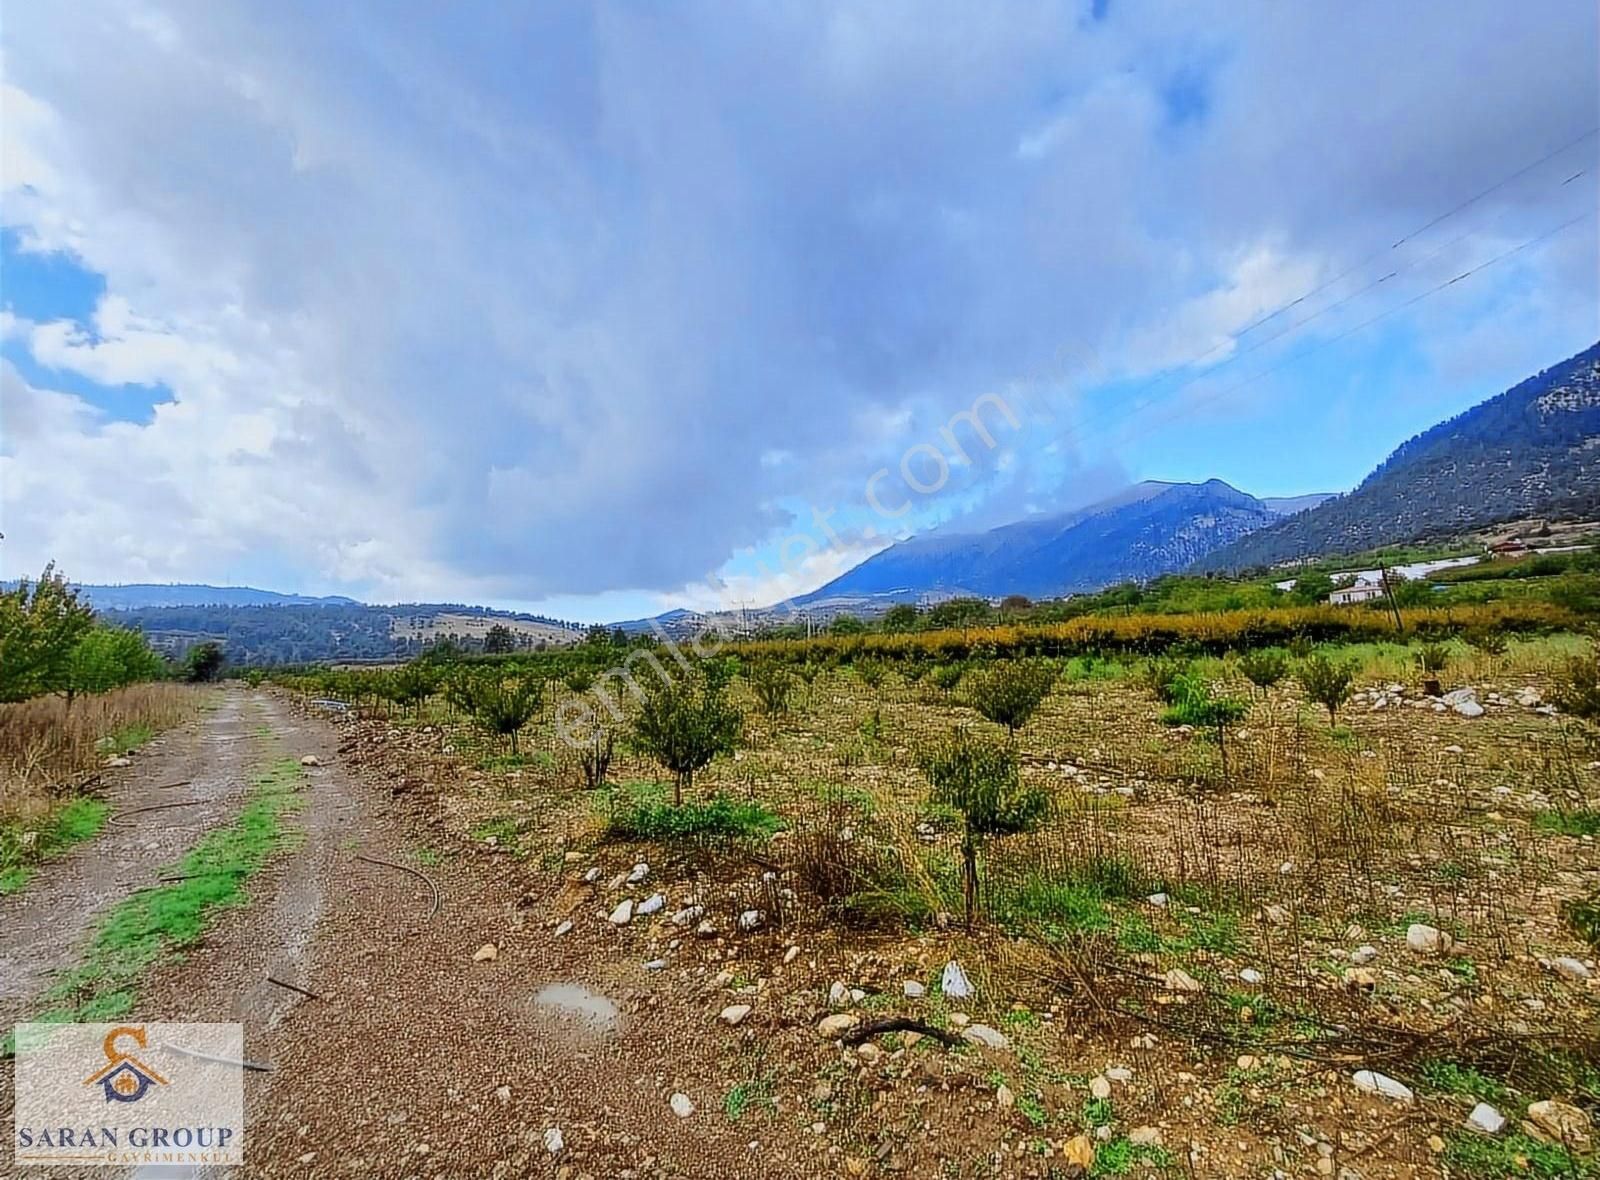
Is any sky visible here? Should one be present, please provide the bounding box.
[1,2,1597,624]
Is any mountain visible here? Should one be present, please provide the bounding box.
[1197,340,1600,572]
[63,583,361,610]
[795,479,1296,606]
[1262,493,1335,516]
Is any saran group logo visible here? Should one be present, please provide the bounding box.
[12,1021,246,1168]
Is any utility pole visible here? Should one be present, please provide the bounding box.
[1378,565,1405,634]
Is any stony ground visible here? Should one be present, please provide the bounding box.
[3,657,1598,1178]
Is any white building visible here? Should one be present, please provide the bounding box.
[1328,579,1386,605]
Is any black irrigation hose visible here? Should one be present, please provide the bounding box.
[354,853,441,920]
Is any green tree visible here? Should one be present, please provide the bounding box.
[0,564,95,702]
[1289,571,1334,604]
[882,603,921,632]
[927,597,991,630]
[920,728,1046,930]
[964,659,1056,737]
[1238,648,1289,696]
[455,673,543,753]
[1160,672,1251,779]
[631,669,742,805]
[1296,653,1355,725]
[745,661,794,716]
[483,623,516,654]
[827,614,866,636]
[64,625,164,705]
[184,641,226,683]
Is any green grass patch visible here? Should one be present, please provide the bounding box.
[1443,1130,1597,1179]
[990,857,1154,940]
[1418,1059,1511,1104]
[1534,808,1600,837]
[602,783,782,842]
[1564,892,1600,949]
[0,797,112,896]
[723,1076,776,1121]
[97,723,155,756]
[23,758,304,1031]
[1092,1137,1174,1176]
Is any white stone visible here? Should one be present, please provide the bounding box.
[553,920,573,937]
[671,904,705,926]
[670,1092,695,1118]
[1405,924,1452,955]
[737,909,763,931]
[1238,968,1264,986]
[644,958,668,970]
[1453,700,1486,718]
[1147,892,1169,908]
[582,867,601,884]
[637,893,665,916]
[694,919,717,939]
[1468,1102,1506,1135]
[299,754,321,767]
[1106,1067,1133,1083]
[1349,945,1378,965]
[941,960,974,999]
[902,980,926,999]
[627,862,650,884]
[608,899,634,926]
[1552,956,1592,981]
[817,1013,859,1039]
[828,981,849,1005]
[720,1004,753,1026]
[961,1023,1009,1050]
[783,945,800,964]
[1352,1070,1414,1103]
[543,1127,565,1156]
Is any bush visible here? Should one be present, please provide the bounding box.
[1463,627,1508,656]
[1550,653,1600,721]
[1238,648,1288,695]
[631,668,742,804]
[1415,643,1451,676]
[184,641,226,683]
[1297,653,1355,724]
[1139,656,1189,704]
[0,565,95,702]
[1160,672,1250,777]
[920,728,1046,929]
[606,790,780,842]
[964,659,1056,736]
[746,662,794,716]
[928,663,964,694]
[454,674,543,753]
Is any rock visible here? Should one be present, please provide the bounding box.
[1441,687,1478,707]
[669,1092,695,1118]
[671,904,705,926]
[608,899,635,926]
[1516,688,1542,707]
[1453,700,1486,718]
[783,945,800,964]
[1468,1102,1506,1135]
[720,1004,753,1026]
[1162,967,1202,992]
[1551,956,1592,981]
[1349,945,1378,965]
[995,1083,1015,1109]
[1405,924,1453,955]
[605,872,629,891]
[643,958,667,970]
[1263,904,1290,926]
[1352,1070,1414,1104]
[1239,968,1264,986]
[627,862,650,884]
[941,960,974,999]
[817,1013,860,1039]
[1061,1134,1095,1173]
[1106,1066,1133,1083]
[1128,1126,1163,1146]
[902,980,926,999]
[737,909,763,931]
[582,867,601,884]
[494,1085,511,1105]
[105,756,133,769]
[1343,967,1378,991]
[299,754,321,767]
[553,920,572,937]
[472,943,498,963]
[1147,892,1168,908]
[1526,1100,1591,1150]
[828,981,850,1005]
[694,919,717,939]
[636,893,665,916]
[543,1127,564,1156]
[1089,1075,1112,1100]
[961,1023,1009,1050]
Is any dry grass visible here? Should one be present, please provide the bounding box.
[0,683,206,822]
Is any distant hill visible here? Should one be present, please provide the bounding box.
[794,479,1298,606]
[63,583,361,610]
[1197,340,1600,572]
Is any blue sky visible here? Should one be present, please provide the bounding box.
[2,2,1597,623]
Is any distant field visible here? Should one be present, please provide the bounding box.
[388,611,580,646]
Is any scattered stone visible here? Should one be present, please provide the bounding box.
[1526,1100,1592,1151]
[902,980,926,999]
[543,1127,564,1156]
[995,1083,1015,1109]
[720,1004,753,1026]
[636,893,665,916]
[1128,1126,1163,1147]
[494,1084,512,1105]
[553,920,572,937]
[1239,968,1264,986]
[737,909,763,932]
[1551,957,1592,981]
[582,868,601,884]
[1343,967,1378,991]
[961,1023,1009,1050]
[1352,1070,1414,1104]
[1468,1102,1506,1135]
[1061,1134,1095,1172]
[817,1013,860,1039]
[627,862,650,884]
[1147,892,1169,908]
[1453,700,1486,718]
[828,981,850,1005]
[299,754,321,767]
[1349,945,1378,965]
[1162,967,1202,992]
[105,756,132,769]
[643,958,668,971]
[671,904,705,926]
[1106,1066,1133,1083]
[670,1092,695,1118]
[1089,1075,1112,1100]
[694,919,717,939]
[941,961,974,999]
[783,945,800,965]
[1263,904,1290,926]
[608,899,635,926]
[472,943,497,963]
[1406,924,1453,955]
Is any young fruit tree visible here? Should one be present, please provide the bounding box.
[1238,648,1288,697]
[1160,671,1251,779]
[457,673,544,754]
[631,668,743,805]
[965,659,1056,737]
[0,564,95,703]
[1296,653,1355,725]
[920,728,1046,930]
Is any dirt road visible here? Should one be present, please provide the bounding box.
[4,691,817,1178]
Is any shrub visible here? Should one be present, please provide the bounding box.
[1550,653,1600,721]
[1238,648,1288,695]
[631,669,742,805]
[64,626,165,705]
[964,659,1056,736]
[563,667,595,693]
[920,728,1046,930]
[928,663,964,695]
[746,662,794,716]
[606,790,780,842]
[1139,656,1189,704]
[1415,643,1451,676]
[455,674,543,753]
[1296,653,1355,725]
[1161,672,1251,776]
[184,641,225,684]
[1463,627,1508,656]
[854,658,888,689]
[576,723,615,790]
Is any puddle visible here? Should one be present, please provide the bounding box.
[531,983,622,1033]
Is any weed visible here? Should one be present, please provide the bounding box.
[1417,1059,1511,1105]
[1091,1137,1174,1176]
[605,784,781,842]
[1443,1130,1596,1179]
[1534,808,1600,837]
[0,796,110,895]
